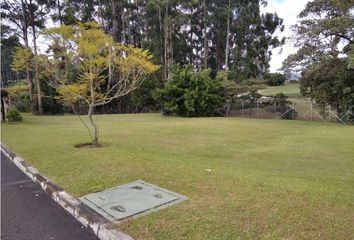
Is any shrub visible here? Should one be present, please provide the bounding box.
[265,72,286,86]
[7,82,31,112]
[7,108,22,122]
[154,65,225,117]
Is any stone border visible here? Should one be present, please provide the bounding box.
[0,143,134,240]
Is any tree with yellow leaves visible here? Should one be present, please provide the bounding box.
[45,22,159,146]
[11,47,50,114]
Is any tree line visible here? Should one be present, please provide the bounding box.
[1,0,284,114]
[1,0,353,123]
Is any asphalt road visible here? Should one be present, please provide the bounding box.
[1,152,99,240]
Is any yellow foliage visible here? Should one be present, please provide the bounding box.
[11,47,33,72]
[7,82,29,96]
[57,84,88,104]
[45,21,159,107]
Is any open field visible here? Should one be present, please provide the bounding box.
[2,113,354,239]
[259,83,301,97]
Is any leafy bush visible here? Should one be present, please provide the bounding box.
[7,82,31,112]
[7,108,22,122]
[265,72,286,86]
[154,66,225,117]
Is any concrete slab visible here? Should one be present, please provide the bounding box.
[79,180,188,222]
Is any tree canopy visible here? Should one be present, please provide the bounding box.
[45,22,159,145]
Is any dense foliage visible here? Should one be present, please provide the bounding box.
[7,82,31,112]
[154,66,225,117]
[283,0,354,120]
[1,0,284,114]
[265,72,286,86]
[301,58,354,120]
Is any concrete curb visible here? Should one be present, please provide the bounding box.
[0,143,134,240]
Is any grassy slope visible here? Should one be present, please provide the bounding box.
[259,83,301,97]
[2,114,354,239]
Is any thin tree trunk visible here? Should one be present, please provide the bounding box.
[142,3,148,42]
[164,3,169,80]
[111,0,122,42]
[88,103,98,145]
[122,9,126,44]
[21,0,34,112]
[203,0,208,68]
[29,0,43,114]
[225,0,231,71]
[159,7,164,65]
[88,63,98,145]
[189,16,193,65]
[87,68,98,145]
[35,70,43,114]
[169,25,173,79]
[1,97,6,122]
[57,0,63,24]
[111,0,118,41]
[108,47,112,91]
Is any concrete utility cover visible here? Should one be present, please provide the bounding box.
[79,180,187,222]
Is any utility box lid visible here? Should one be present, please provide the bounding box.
[79,180,188,222]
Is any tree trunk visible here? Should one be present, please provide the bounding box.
[111,0,122,42]
[225,0,231,71]
[21,0,34,112]
[141,3,148,43]
[122,9,126,44]
[159,7,164,65]
[203,0,208,68]
[164,3,169,80]
[88,63,98,145]
[169,25,173,79]
[35,70,43,114]
[29,0,43,115]
[1,97,6,122]
[57,0,63,24]
[189,16,193,65]
[88,103,99,145]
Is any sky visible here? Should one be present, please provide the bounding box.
[261,0,310,72]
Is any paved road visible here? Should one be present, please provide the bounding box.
[1,153,99,240]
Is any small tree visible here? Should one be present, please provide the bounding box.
[46,22,159,145]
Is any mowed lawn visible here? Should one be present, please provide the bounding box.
[2,113,354,239]
[259,83,301,97]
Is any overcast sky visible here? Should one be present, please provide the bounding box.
[261,0,310,72]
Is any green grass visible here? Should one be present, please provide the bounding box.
[259,83,301,97]
[2,113,354,239]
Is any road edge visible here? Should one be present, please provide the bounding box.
[0,142,134,240]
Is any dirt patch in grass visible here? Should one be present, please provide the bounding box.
[74,143,104,148]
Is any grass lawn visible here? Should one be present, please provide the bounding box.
[2,113,354,239]
[259,83,301,97]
